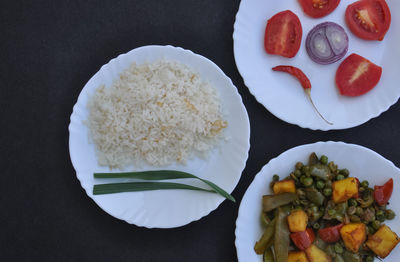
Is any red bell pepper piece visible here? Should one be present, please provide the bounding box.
[318,223,343,243]
[290,228,315,250]
[374,178,393,206]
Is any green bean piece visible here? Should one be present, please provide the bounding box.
[361,180,369,188]
[348,198,358,207]
[323,188,332,197]
[371,220,381,230]
[365,255,374,262]
[305,188,325,206]
[336,174,345,181]
[310,164,333,180]
[295,162,304,170]
[385,209,396,220]
[262,193,298,212]
[334,243,344,254]
[320,155,328,165]
[316,180,325,189]
[254,219,276,254]
[339,168,349,177]
[309,152,319,165]
[261,212,271,227]
[274,208,290,262]
[297,188,306,199]
[263,247,275,262]
[273,174,280,182]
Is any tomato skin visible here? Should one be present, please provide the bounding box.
[298,0,341,18]
[374,178,393,206]
[264,10,302,58]
[335,53,382,96]
[318,224,343,243]
[290,228,315,250]
[345,0,391,41]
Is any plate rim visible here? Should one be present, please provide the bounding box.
[68,44,251,228]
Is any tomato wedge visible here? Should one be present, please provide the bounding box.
[298,0,340,18]
[374,178,393,206]
[318,224,343,243]
[345,0,391,41]
[335,53,382,96]
[264,10,302,58]
[290,228,315,250]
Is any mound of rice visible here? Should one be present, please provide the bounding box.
[87,59,227,168]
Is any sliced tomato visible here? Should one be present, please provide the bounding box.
[318,224,343,243]
[335,53,382,96]
[298,0,341,18]
[345,0,391,41]
[290,228,315,250]
[374,178,393,206]
[264,10,302,58]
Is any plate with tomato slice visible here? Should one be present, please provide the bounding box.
[233,0,399,130]
[235,141,400,261]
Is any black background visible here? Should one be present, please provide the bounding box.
[2,1,399,261]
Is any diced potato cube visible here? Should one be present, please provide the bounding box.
[288,210,308,232]
[332,177,358,203]
[366,224,400,258]
[340,223,366,253]
[288,251,309,262]
[305,244,332,262]
[273,179,296,194]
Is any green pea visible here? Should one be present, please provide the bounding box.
[273,174,279,182]
[365,256,374,262]
[336,174,345,181]
[328,161,338,172]
[359,187,365,193]
[334,243,344,254]
[339,168,349,177]
[320,155,328,165]
[313,223,320,230]
[295,162,304,170]
[356,207,364,216]
[303,177,313,187]
[323,188,332,197]
[385,209,396,220]
[294,169,302,177]
[348,198,358,207]
[316,180,325,189]
[302,165,310,175]
[367,226,376,235]
[361,180,369,188]
[347,206,356,215]
[328,209,336,216]
[376,210,385,222]
[371,220,381,230]
[325,180,332,188]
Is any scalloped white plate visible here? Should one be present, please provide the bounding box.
[235,141,400,261]
[69,45,250,228]
[233,0,400,130]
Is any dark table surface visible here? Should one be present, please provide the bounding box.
[2,0,400,261]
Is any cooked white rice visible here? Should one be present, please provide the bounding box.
[87,59,227,168]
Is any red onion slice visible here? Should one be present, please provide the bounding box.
[306,22,349,65]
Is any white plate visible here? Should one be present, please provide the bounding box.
[233,0,400,130]
[235,141,400,261]
[69,45,250,228]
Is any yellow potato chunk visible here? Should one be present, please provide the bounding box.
[305,244,332,262]
[288,210,308,232]
[273,179,296,194]
[288,251,309,262]
[340,223,366,253]
[366,224,400,258]
[332,177,359,203]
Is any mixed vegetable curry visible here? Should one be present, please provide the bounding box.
[255,153,399,262]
